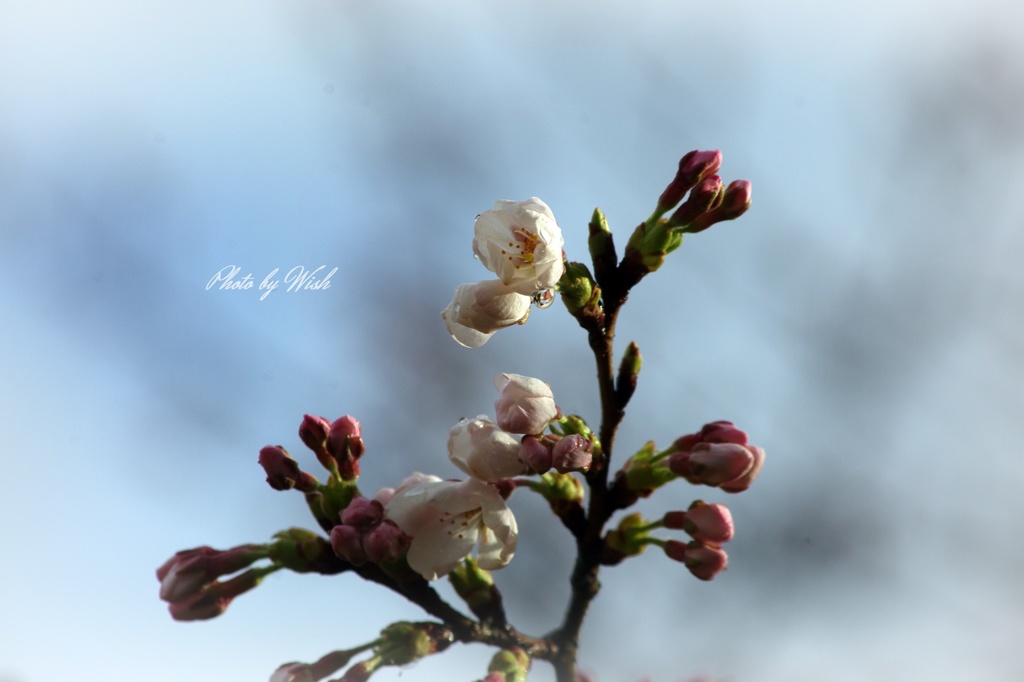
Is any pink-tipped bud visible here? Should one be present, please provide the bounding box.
[669,175,724,227]
[664,502,734,544]
[340,495,383,529]
[663,540,728,580]
[658,150,723,212]
[362,520,410,564]
[329,524,367,565]
[551,434,593,474]
[157,544,266,603]
[167,569,264,621]
[720,445,765,493]
[689,179,752,233]
[519,435,553,474]
[259,445,318,492]
[669,443,754,486]
[672,421,748,452]
[326,415,365,480]
[299,414,331,455]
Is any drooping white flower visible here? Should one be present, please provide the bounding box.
[448,415,528,482]
[473,198,564,296]
[441,279,531,348]
[493,373,559,435]
[384,474,518,580]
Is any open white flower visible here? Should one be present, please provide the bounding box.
[441,279,531,348]
[384,474,518,580]
[473,198,564,296]
[448,415,528,482]
[493,373,559,435]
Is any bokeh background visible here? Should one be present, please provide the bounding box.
[3,1,1023,680]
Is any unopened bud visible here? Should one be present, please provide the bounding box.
[362,521,409,564]
[663,502,734,544]
[487,647,530,682]
[551,434,593,474]
[588,207,617,289]
[330,524,367,565]
[519,435,553,474]
[657,150,723,213]
[167,568,265,621]
[558,261,602,325]
[668,175,724,228]
[157,544,267,603]
[687,179,751,233]
[340,495,384,528]
[614,341,642,407]
[299,414,331,458]
[326,415,365,480]
[259,445,318,492]
[719,445,764,493]
[377,622,441,666]
[668,443,754,487]
[664,540,728,580]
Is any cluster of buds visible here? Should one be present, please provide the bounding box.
[660,502,734,581]
[299,414,366,481]
[661,151,752,234]
[625,150,751,276]
[667,420,764,493]
[156,544,270,621]
[330,493,410,566]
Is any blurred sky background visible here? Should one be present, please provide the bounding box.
[2,1,1024,681]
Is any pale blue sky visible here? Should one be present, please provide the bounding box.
[2,1,1024,681]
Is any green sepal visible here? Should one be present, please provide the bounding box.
[623,441,676,494]
[268,527,334,573]
[318,476,359,525]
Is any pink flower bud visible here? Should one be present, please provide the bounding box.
[259,445,302,491]
[672,421,748,452]
[664,502,734,544]
[698,420,749,445]
[720,445,765,493]
[518,435,553,474]
[166,569,264,620]
[493,373,559,435]
[326,416,365,480]
[689,179,752,233]
[669,175,724,227]
[298,414,331,456]
[658,150,723,212]
[663,540,728,580]
[270,662,316,682]
[157,545,266,602]
[669,443,754,486]
[329,524,367,565]
[340,495,383,528]
[362,520,410,564]
[551,434,593,474]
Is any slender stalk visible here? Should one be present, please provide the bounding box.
[551,298,629,682]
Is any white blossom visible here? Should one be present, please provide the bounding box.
[493,373,559,435]
[441,279,531,348]
[448,415,528,482]
[384,474,518,580]
[473,198,564,295]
